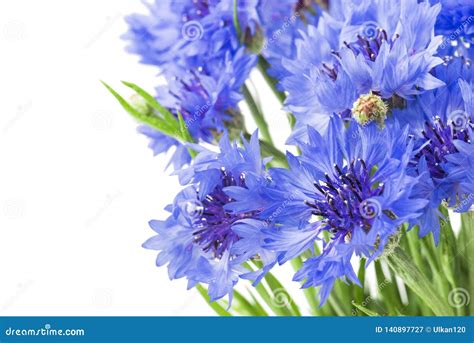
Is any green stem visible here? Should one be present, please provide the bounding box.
[385,247,454,315]
[353,259,366,315]
[259,139,288,168]
[232,0,242,39]
[326,295,347,316]
[233,289,267,316]
[290,257,321,315]
[403,227,431,315]
[374,261,402,315]
[242,132,287,168]
[196,284,231,316]
[257,56,296,128]
[257,56,286,104]
[460,211,474,315]
[243,84,274,146]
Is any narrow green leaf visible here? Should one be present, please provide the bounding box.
[291,248,338,316]
[232,290,262,316]
[241,132,287,168]
[403,227,431,315]
[419,233,451,300]
[176,111,194,143]
[101,81,177,137]
[177,111,197,158]
[256,56,286,105]
[290,256,322,315]
[121,81,179,129]
[247,289,269,316]
[196,284,231,316]
[353,259,366,310]
[386,247,454,315]
[243,85,274,146]
[246,261,298,316]
[324,294,346,316]
[259,139,288,168]
[351,301,381,316]
[460,212,474,316]
[438,208,458,290]
[253,282,282,315]
[232,0,242,39]
[331,279,352,315]
[373,261,402,315]
[264,272,301,316]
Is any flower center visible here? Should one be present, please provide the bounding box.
[192,170,258,259]
[344,28,399,62]
[415,116,472,178]
[352,92,388,126]
[182,0,211,21]
[305,159,386,236]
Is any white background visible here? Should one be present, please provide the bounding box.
[0,0,293,315]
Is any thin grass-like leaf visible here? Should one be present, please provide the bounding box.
[196,284,231,317]
[102,81,177,138]
[386,247,454,315]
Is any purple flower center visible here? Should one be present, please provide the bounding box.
[305,159,386,237]
[416,117,472,178]
[192,170,259,259]
[182,0,211,21]
[344,29,399,62]
[319,28,399,96]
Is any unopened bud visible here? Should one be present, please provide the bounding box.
[352,92,388,126]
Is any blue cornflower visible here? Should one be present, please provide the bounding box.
[258,0,322,80]
[123,1,233,75]
[281,0,445,139]
[444,140,474,212]
[433,0,474,60]
[124,1,260,168]
[143,131,277,302]
[247,117,427,304]
[123,1,265,78]
[137,49,256,169]
[399,59,474,235]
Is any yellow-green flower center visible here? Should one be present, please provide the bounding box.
[352,92,388,126]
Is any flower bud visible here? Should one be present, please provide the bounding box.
[352,92,388,126]
[129,94,152,116]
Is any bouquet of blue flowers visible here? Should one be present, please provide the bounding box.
[104,0,473,316]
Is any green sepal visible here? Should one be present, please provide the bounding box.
[102,81,179,138]
[121,81,179,129]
